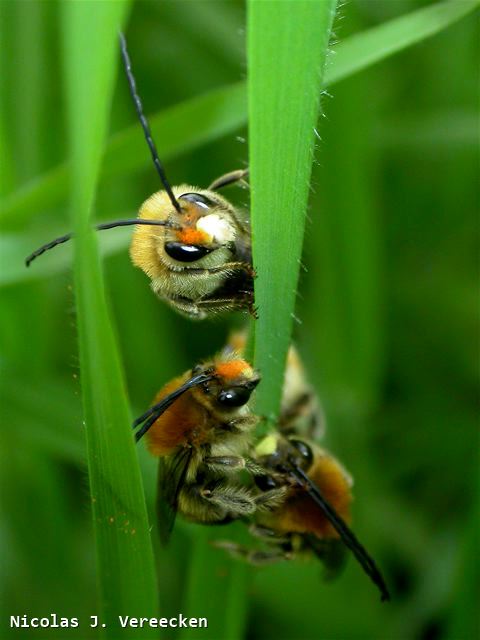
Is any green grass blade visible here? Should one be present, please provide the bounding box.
[62,3,158,635]
[325,0,480,86]
[249,0,337,421]
[179,527,249,640]
[3,0,477,227]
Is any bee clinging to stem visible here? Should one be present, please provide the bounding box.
[218,334,390,602]
[25,34,255,320]
[249,434,389,601]
[133,353,284,544]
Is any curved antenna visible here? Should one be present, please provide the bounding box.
[25,218,180,267]
[289,460,390,602]
[119,32,182,214]
[133,372,213,442]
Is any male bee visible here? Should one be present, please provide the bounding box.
[25,34,255,319]
[219,434,390,602]
[133,353,283,544]
[217,336,390,601]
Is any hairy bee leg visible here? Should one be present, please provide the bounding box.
[208,168,249,191]
[213,540,292,565]
[167,295,252,320]
[199,483,257,516]
[188,261,255,279]
[254,486,288,510]
[217,415,258,434]
[203,455,275,479]
[203,455,249,473]
[171,293,254,319]
[248,524,291,545]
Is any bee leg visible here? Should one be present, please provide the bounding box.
[203,455,249,474]
[213,540,292,565]
[216,415,258,435]
[248,524,291,545]
[208,168,249,191]
[190,261,255,279]
[200,481,257,517]
[204,455,275,479]
[254,486,288,510]
[179,294,254,318]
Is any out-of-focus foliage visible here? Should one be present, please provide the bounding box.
[0,1,478,639]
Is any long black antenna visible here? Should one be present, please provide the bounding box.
[290,461,390,602]
[133,373,213,442]
[25,218,180,267]
[119,32,182,213]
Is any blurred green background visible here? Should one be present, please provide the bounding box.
[0,1,478,639]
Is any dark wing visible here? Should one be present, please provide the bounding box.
[286,457,390,602]
[303,535,348,581]
[156,447,194,546]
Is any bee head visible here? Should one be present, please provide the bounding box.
[193,358,260,409]
[162,190,236,263]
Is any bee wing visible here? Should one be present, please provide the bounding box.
[303,535,347,581]
[156,447,193,545]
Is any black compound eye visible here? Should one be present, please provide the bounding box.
[178,193,215,209]
[289,439,314,469]
[217,386,252,408]
[255,474,279,491]
[164,241,213,263]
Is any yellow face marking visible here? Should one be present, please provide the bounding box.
[255,434,278,457]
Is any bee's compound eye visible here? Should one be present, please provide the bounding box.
[217,386,252,408]
[178,193,215,209]
[289,439,314,469]
[164,242,213,263]
[255,474,279,491]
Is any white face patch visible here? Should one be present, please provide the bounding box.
[255,434,278,457]
[197,214,235,244]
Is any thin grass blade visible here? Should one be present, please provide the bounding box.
[178,527,249,640]
[62,3,158,635]
[248,0,337,421]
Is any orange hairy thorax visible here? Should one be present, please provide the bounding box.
[146,377,209,456]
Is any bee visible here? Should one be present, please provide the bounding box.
[218,434,389,601]
[217,337,390,602]
[25,34,255,320]
[133,353,284,544]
